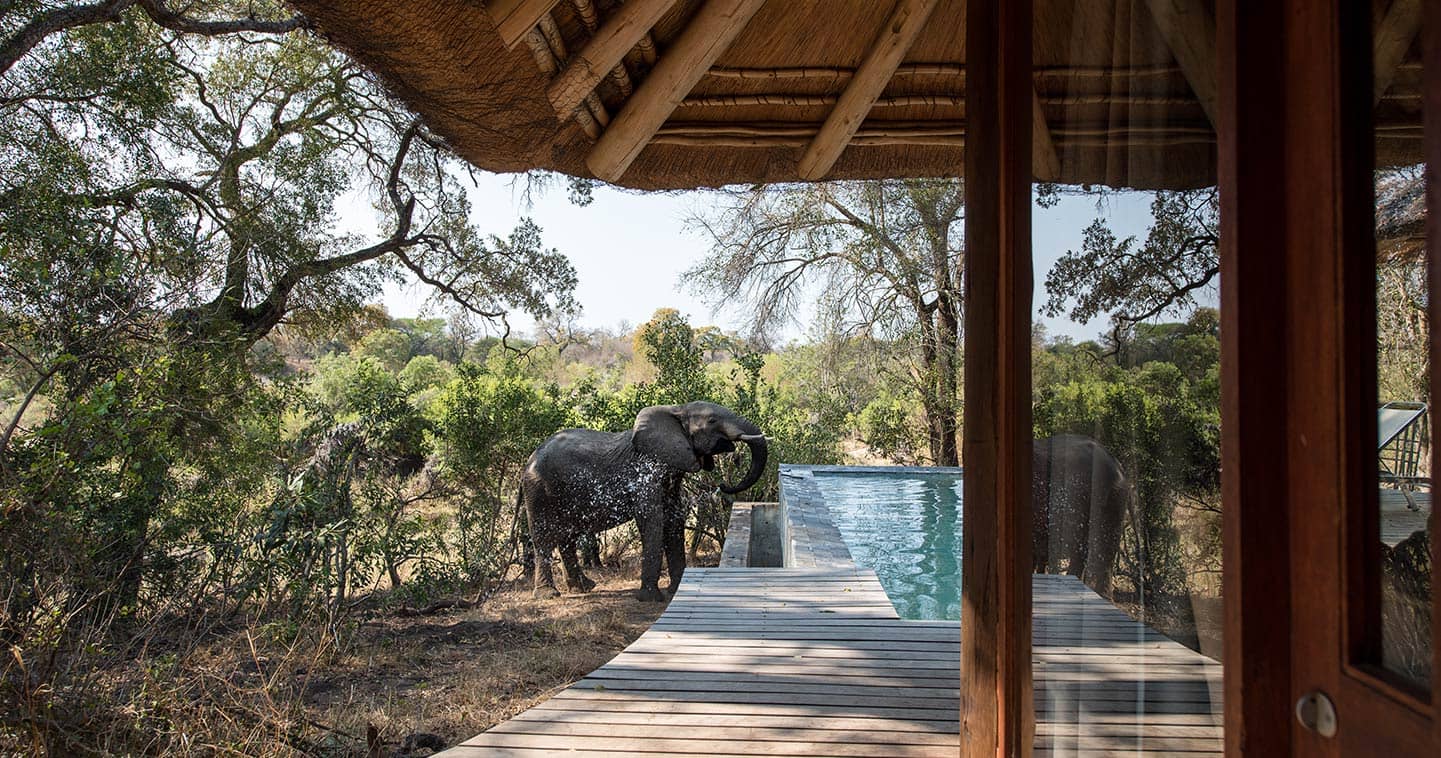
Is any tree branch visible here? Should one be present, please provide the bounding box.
[0,0,136,76]
[0,1,308,78]
[137,0,309,37]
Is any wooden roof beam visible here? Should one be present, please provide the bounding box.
[550,0,677,118]
[1142,0,1219,128]
[587,0,768,182]
[1032,86,1061,181]
[1373,0,1421,105]
[796,0,942,181]
[489,0,563,49]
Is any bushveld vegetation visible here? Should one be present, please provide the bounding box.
[1,1,1430,754]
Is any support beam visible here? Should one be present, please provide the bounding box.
[1143,0,1219,128]
[586,0,767,183]
[550,0,677,118]
[1215,1,1291,753]
[489,0,562,49]
[962,0,1033,755]
[1373,0,1421,104]
[1032,87,1061,181]
[796,0,941,180]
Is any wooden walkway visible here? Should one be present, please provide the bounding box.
[441,569,1222,756]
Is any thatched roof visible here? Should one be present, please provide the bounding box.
[289,0,1425,191]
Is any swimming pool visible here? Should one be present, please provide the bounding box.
[802,468,964,621]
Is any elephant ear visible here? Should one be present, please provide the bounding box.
[632,405,700,472]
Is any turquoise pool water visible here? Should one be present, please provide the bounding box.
[811,471,963,620]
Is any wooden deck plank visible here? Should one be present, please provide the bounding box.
[438,569,1222,756]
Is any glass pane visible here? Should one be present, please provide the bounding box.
[1373,0,1431,689]
[1032,1,1223,751]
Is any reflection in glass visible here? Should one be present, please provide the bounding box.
[1373,7,1431,686]
[1032,0,1224,751]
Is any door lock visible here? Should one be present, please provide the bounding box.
[1295,690,1338,738]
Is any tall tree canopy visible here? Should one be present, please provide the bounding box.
[684,179,964,465]
[0,0,577,456]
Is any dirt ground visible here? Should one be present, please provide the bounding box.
[304,564,667,756]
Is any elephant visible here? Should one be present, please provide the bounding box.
[1032,434,1134,596]
[518,401,768,601]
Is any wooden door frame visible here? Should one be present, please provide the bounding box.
[1214,0,1295,753]
[959,0,1441,753]
[960,0,1034,755]
[1217,0,1441,754]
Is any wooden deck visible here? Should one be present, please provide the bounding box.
[1381,489,1431,546]
[441,569,1222,756]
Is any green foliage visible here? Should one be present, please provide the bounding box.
[855,386,929,464]
[356,328,415,372]
[1033,312,1221,604]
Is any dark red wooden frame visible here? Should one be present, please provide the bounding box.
[962,0,1441,754]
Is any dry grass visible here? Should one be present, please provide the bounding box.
[304,564,667,754]
[1,562,673,757]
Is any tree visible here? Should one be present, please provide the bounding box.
[1042,189,1219,358]
[633,308,711,402]
[685,179,964,465]
[0,1,577,623]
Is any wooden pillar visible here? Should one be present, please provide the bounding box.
[961,0,1033,754]
[1214,1,1294,755]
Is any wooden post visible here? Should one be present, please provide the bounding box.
[1214,2,1293,755]
[961,0,1033,754]
[1143,0,1220,128]
[1373,0,1422,105]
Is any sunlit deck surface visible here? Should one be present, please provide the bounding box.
[441,568,1223,756]
[1381,490,1432,546]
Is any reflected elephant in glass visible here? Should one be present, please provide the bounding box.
[1033,434,1133,596]
[519,401,768,601]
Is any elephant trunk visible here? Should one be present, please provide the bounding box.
[719,419,768,494]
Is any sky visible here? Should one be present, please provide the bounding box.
[377,173,1173,344]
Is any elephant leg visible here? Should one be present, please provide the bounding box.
[663,503,687,595]
[530,538,561,598]
[1081,481,1127,597]
[635,510,666,602]
[560,535,595,593]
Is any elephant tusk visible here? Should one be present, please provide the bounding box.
[737,433,768,443]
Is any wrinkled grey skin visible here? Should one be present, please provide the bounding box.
[1033,434,1133,596]
[520,401,768,602]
